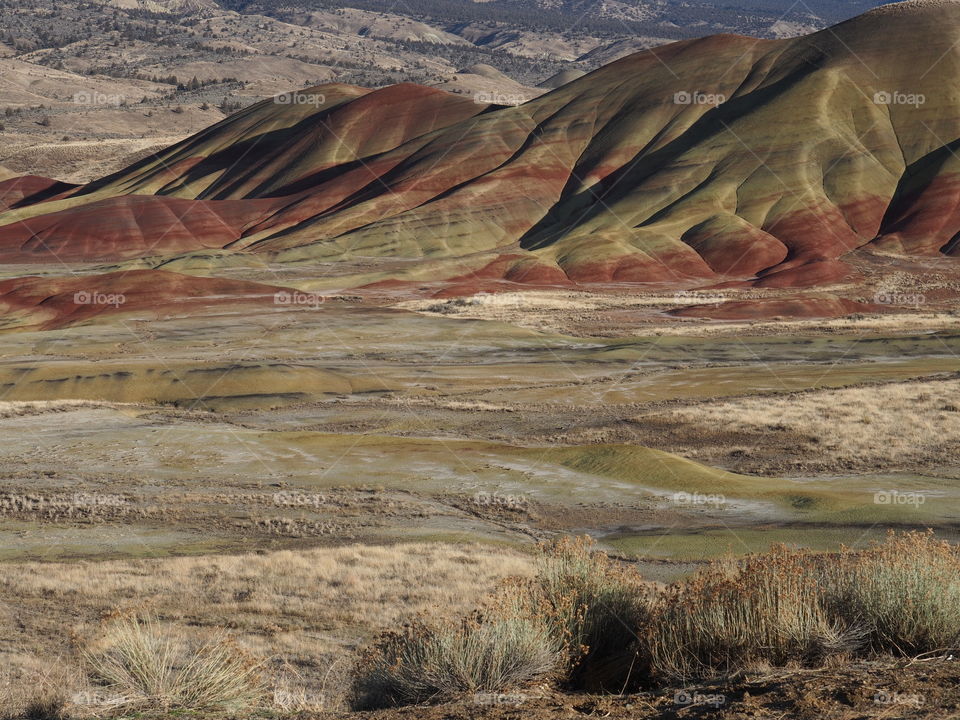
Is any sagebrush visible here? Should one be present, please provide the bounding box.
[357,531,960,706]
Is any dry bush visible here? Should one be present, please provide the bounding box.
[822,531,960,655]
[520,536,649,689]
[354,615,559,708]
[645,531,960,680]
[644,548,853,680]
[83,615,264,712]
[354,537,647,706]
[354,532,960,706]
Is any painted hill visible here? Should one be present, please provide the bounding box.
[1,0,959,297]
[538,68,587,89]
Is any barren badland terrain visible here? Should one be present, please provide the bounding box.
[4,0,960,718]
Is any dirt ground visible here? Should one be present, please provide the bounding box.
[331,661,960,720]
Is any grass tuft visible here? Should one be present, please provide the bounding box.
[354,615,559,708]
[643,531,960,680]
[83,615,264,711]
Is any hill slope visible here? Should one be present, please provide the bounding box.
[1,0,958,296]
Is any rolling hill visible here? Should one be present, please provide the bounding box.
[0,0,958,318]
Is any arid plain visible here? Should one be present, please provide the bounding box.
[2,261,960,715]
[4,0,960,717]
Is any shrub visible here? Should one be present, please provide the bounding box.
[83,615,264,711]
[823,531,960,655]
[355,537,649,707]
[644,548,853,680]
[354,532,960,705]
[523,536,649,689]
[354,615,559,708]
[644,531,960,680]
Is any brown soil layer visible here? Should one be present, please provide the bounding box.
[330,661,960,720]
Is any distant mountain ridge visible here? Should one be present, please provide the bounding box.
[229,0,890,43]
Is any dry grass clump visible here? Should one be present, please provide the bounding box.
[644,548,851,680]
[83,615,264,712]
[521,537,649,688]
[822,532,960,655]
[355,537,647,706]
[641,531,960,681]
[354,614,559,708]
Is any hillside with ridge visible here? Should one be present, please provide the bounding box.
[0,0,958,318]
[0,0,887,185]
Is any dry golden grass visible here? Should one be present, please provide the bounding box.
[0,654,76,720]
[0,543,534,715]
[83,615,266,712]
[662,378,960,470]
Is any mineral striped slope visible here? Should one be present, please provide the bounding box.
[0,0,958,294]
